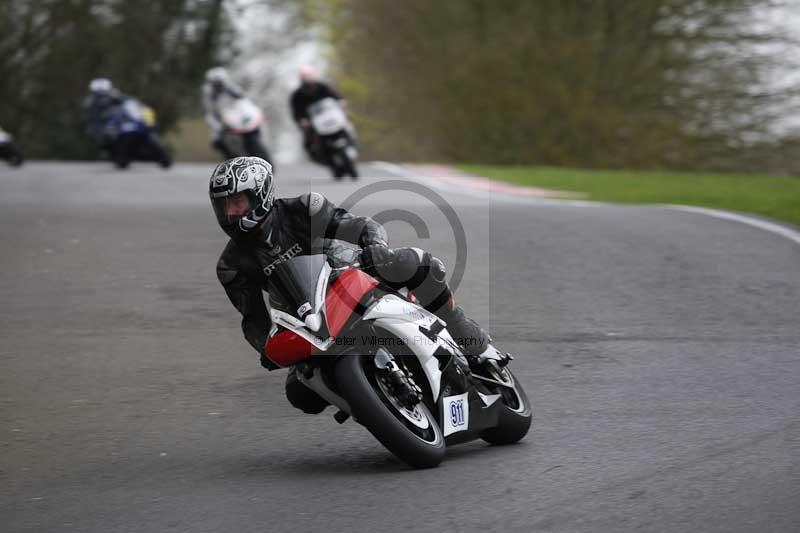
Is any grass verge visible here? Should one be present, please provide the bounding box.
[461,165,800,226]
[164,117,217,162]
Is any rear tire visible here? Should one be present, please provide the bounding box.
[335,354,445,468]
[480,367,532,445]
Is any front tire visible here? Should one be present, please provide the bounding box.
[335,354,445,468]
[345,158,358,179]
[4,146,23,167]
[111,136,132,169]
[243,131,272,166]
[146,134,172,168]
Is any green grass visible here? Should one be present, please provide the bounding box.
[164,117,218,162]
[461,165,800,226]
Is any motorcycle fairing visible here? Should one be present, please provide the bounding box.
[362,294,505,440]
[435,355,503,445]
[308,97,348,135]
[267,259,376,367]
[362,294,454,401]
[362,294,440,329]
[265,329,319,367]
[221,97,264,134]
[104,98,150,136]
[270,256,333,337]
[325,268,379,337]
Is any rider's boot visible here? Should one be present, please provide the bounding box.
[390,248,496,369]
[285,367,329,414]
[438,302,493,370]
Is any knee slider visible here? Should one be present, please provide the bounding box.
[285,372,328,414]
[386,248,421,285]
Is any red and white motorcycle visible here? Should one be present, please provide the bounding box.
[218,96,272,164]
[263,246,531,468]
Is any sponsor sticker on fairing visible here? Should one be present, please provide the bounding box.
[297,302,312,317]
[442,393,469,436]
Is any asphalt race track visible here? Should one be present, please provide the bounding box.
[1,161,798,532]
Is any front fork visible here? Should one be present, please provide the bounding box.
[373,348,424,409]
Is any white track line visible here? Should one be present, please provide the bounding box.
[665,205,800,247]
[371,161,800,247]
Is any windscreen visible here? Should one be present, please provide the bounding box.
[307,97,339,117]
[268,254,327,319]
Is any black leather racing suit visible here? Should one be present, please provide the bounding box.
[289,82,342,124]
[216,192,454,367]
[289,82,344,162]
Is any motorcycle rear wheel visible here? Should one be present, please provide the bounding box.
[480,366,532,445]
[335,353,445,468]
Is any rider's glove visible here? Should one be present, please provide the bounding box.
[360,244,394,271]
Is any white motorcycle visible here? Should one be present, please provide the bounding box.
[261,246,531,468]
[218,96,272,164]
[307,97,358,179]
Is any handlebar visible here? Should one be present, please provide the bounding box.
[332,261,362,271]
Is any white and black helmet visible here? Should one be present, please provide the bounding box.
[209,157,275,237]
[205,67,229,85]
[89,78,113,94]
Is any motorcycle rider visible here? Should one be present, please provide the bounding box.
[82,78,125,145]
[202,67,249,159]
[211,156,492,414]
[289,66,347,163]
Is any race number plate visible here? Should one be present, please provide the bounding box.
[442,393,469,436]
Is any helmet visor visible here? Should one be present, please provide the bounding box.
[212,192,256,229]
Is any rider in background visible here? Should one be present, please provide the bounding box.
[289,66,345,163]
[202,67,245,159]
[82,78,125,146]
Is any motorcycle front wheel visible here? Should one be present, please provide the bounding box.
[335,353,445,468]
[242,131,272,166]
[1,145,23,167]
[146,134,172,168]
[111,137,132,169]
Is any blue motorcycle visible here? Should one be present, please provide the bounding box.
[100,99,171,169]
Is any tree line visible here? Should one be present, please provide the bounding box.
[305,0,800,173]
[0,0,227,159]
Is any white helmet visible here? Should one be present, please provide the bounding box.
[205,67,230,84]
[89,78,113,94]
